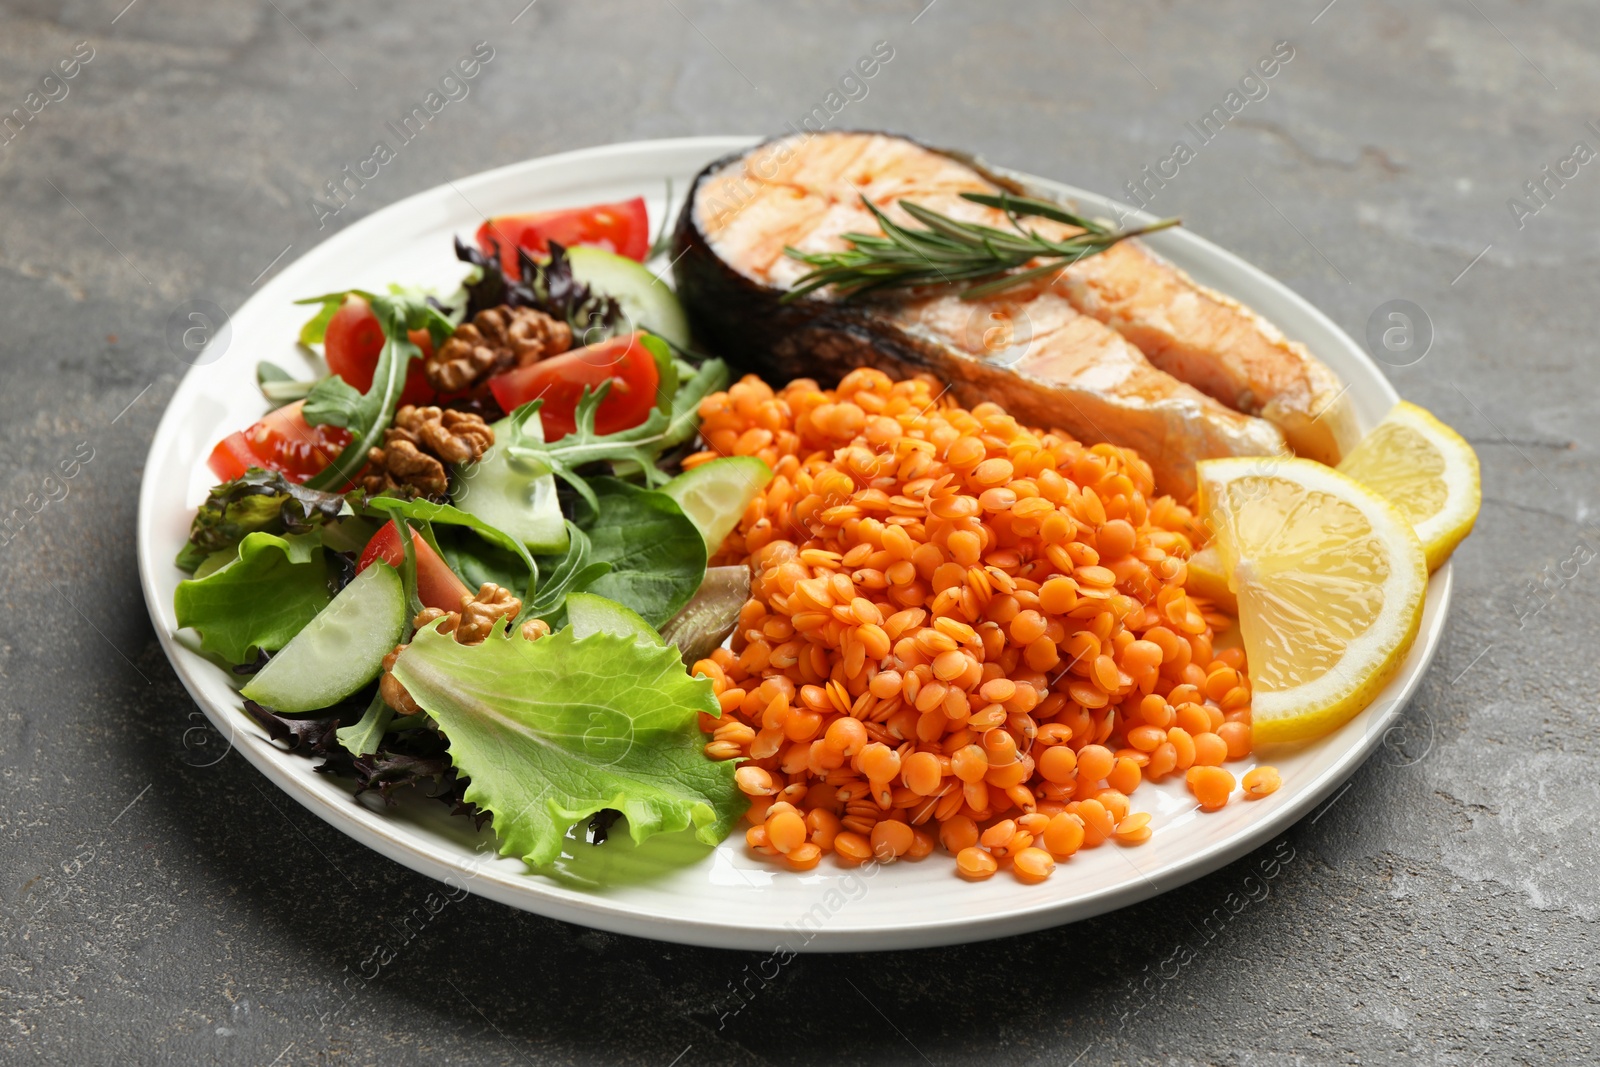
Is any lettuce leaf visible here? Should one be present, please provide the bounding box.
[173,532,331,664]
[390,621,741,867]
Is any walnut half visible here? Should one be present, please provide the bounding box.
[363,405,494,499]
[426,305,572,393]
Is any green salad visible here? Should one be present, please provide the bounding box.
[172,198,769,867]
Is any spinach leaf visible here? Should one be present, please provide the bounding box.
[435,527,532,599]
[576,478,706,627]
[174,532,332,664]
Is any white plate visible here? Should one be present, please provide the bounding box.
[137,136,1451,952]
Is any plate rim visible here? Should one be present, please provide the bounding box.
[137,134,1448,952]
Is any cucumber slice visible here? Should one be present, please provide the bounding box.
[566,245,691,349]
[241,563,406,713]
[453,409,569,554]
[565,591,663,646]
[662,457,773,553]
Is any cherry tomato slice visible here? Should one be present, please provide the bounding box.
[206,400,352,484]
[486,332,660,441]
[475,197,650,277]
[357,521,473,613]
[323,294,437,407]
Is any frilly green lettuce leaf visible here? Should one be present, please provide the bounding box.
[390,620,741,867]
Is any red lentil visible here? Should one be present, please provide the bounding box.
[1242,766,1282,798]
[1013,847,1056,882]
[691,370,1258,882]
[956,846,999,879]
[1113,811,1153,844]
[1186,766,1236,810]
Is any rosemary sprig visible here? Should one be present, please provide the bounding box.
[781,191,1179,302]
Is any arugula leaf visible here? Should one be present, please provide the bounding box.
[576,478,706,627]
[390,621,742,867]
[174,532,331,664]
[176,469,349,572]
[300,374,365,429]
[503,392,669,511]
[664,356,728,448]
[296,285,460,348]
[525,522,612,621]
[257,361,317,410]
[646,334,678,414]
[301,292,454,491]
[492,346,727,510]
[608,354,728,481]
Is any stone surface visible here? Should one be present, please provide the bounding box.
[2,1,1597,1064]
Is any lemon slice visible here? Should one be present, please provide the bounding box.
[1336,400,1480,571]
[1197,457,1428,744]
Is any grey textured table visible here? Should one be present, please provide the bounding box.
[3,2,1596,1064]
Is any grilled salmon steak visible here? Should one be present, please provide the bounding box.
[673,131,1357,495]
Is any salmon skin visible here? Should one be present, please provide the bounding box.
[672,131,1340,496]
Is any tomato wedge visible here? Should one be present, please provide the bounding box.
[323,294,437,407]
[476,197,650,277]
[207,433,266,484]
[487,332,660,441]
[357,521,473,613]
[207,400,352,484]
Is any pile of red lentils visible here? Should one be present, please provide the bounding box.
[684,368,1281,882]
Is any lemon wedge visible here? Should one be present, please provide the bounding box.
[1336,400,1481,571]
[1197,457,1428,744]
